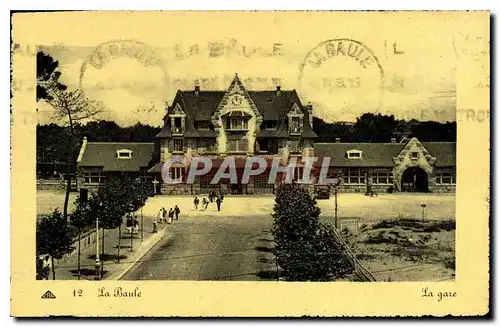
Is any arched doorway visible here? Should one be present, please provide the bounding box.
[401,166,428,192]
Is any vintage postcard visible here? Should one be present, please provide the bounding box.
[11,11,490,317]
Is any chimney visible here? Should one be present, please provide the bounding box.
[194,85,200,96]
[390,137,396,143]
[306,102,313,127]
[335,138,340,143]
[276,85,281,96]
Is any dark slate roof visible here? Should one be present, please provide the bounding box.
[314,142,456,167]
[176,90,305,121]
[78,142,155,172]
[314,143,404,167]
[156,121,171,138]
[197,130,216,138]
[421,142,456,167]
[168,88,316,138]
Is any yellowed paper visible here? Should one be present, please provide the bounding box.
[11,11,489,317]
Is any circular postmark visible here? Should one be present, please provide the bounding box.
[298,39,385,122]
[79,39,169,123]
[79,39,168,90]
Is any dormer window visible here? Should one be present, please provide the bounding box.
[290,117,302,134]
[117,149,132,159]
[170,103,186,135]
[347,149,363,159]
[226,117,248,131]
[287,103,303,135]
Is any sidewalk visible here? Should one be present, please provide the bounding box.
[54,211,171,280]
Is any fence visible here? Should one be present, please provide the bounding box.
[326,222,376,282]
[56,228,111,264]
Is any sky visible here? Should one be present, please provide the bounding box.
[17,12,479,127]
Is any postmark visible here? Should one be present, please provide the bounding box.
[79,39,169,93]
[298,39,385,122]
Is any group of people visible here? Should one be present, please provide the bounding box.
[193,190,225,211]
[126,214,140,234]
[158,205,181,225]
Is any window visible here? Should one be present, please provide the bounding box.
[226,118,248,130]
[174,117,182,127]
[435,171,456,184]
[343,168,365,184]
[84,171,104,184]
[347,150,363,159]
[227,138,248,152]
[410,152,419,160]
[198,139,216,153]
[263,121,277,130]
[170,167,184,181]
[372,171,394,184]
[290,117,301,133]
[293,167,303,181]
[117,149,132,159]
[289,139,302,153]
[172,139,184,152]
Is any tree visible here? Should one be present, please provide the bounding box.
[354,113,398,142]
[271,183,353,281]
[271,183,321,281]
[95,174,136,267]
[36,209,75,280]
[46,89,104,220]
[36,51,67,101]
[37,51,104,220]
[70,197,93,280]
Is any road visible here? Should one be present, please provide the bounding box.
[121,214,277,281]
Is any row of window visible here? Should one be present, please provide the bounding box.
[82,169,455,185]
[172,139,304,154]
[172,139,217,153]
[435,172,456,184]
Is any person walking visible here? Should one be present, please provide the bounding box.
[194,196,199,210]
[168,208,174,224]
[152,218,158,233]
[202,198,209,211]
[216,197,222,212]
[126,214,133,234]
[174,205,180,220]
[161,207,167,223]
[133,215,140,234]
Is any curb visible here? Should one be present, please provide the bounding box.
[106,225,171,281]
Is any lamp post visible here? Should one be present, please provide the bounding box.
[94,201,102,280]
[141,206,144,242]
[153,177,159,195]
[333,176,341,229]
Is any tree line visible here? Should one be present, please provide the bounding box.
[36,174,154,280]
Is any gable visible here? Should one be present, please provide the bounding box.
[287,103,303,116]
[170,103,185,116]
[212,74,262,125]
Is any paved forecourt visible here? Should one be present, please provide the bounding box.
[145,193,455,221]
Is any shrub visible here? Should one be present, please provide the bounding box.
[443,255,455,270]
[272,184,353,281]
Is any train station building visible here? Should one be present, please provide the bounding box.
[77,74,456,195]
